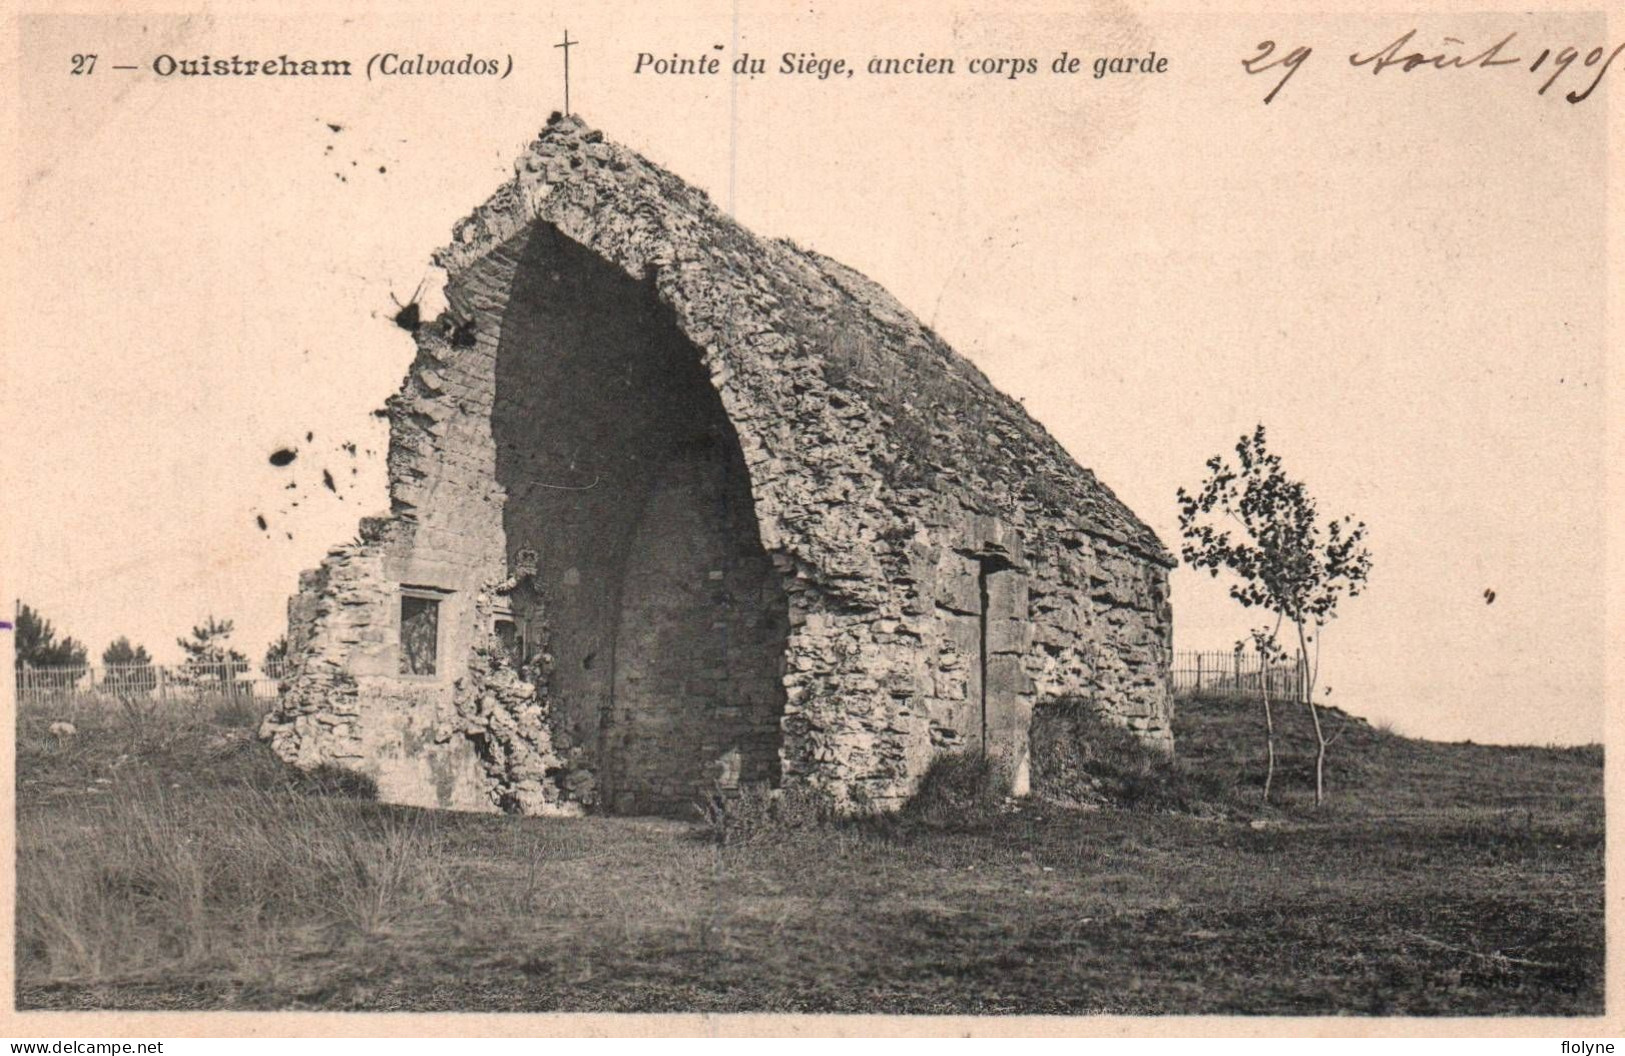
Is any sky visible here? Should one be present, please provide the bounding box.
[3,4,1608,745]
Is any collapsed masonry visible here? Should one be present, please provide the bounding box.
[260,114,1176,816]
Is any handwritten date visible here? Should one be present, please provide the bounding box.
[1243,30,1621,105]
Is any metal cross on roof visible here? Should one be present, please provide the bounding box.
[555,30,579,116]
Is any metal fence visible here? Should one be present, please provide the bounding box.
[16,660,292,707]
[1172,649,1305,701]
[21,651,1302,706]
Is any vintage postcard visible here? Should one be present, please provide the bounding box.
[1,0,1618,1039]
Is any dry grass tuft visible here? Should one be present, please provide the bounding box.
[18,779,451,983]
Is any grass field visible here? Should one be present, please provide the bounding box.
[14,689,1603,1015]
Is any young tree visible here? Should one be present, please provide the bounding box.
[176,615,250,691]
[1177,425,1372,806]
[1236,624,1290,803]
[14,602,88,668]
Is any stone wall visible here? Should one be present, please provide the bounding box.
[263,114,1175,815]
[607,443,791,814]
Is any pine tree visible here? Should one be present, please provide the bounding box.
[14,603,88,669]
[101,636,158,696]
[176,616,250,690]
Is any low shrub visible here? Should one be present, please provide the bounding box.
[208,691,265,729]
[288,763,379,801]
[1030,697,1230,815]
[899,750,1011,829]
[695,781,834,846]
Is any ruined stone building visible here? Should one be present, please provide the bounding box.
[261,114,1175,816]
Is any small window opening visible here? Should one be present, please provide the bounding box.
[400,594,441,676]
[494,618,521,666]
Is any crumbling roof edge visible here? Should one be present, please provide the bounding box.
[424,112,1177,570]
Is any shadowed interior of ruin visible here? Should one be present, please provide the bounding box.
[492,224,790,816]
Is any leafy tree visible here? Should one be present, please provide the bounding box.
[1177,425,1373,805]
[101,636,158,696]
[14,603,88,669]
[176,615,250,691]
